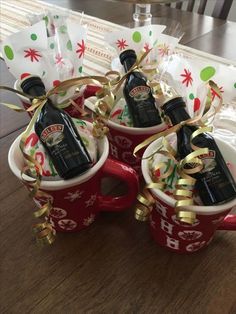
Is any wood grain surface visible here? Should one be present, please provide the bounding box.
[187,21,236,61]
[1,1,236,313]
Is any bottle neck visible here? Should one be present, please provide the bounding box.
[22,82,54,111]
[165,106,191,125]
[26,84,46,97]
[123,57,136,73]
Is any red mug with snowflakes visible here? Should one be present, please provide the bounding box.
[106,119,167,176]
[14,78,99,119]
[8,124,139,233]
[141,135,236,253]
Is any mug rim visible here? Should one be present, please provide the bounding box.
[85,96,167,135]
[141,135,236,215]
[106,118,167,135]
[8,121,109,191]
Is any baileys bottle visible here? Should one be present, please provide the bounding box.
[161,95,236,205]
[20,76,92,179]
[119,49,162,128]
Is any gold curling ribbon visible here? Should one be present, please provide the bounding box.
[201,80,223,124]
[135,141,176,221]
[33,222,56,246]
[135,188,155,221]
[92,117,109,138]
[133,114,202,158]
[18,103,56,244]
[177,211,197,225]
[135,137,178,221]
[67,98,89,117]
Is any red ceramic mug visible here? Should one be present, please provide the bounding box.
[106,119,167,176]
[8,122,139,233]
[142,135,236,253]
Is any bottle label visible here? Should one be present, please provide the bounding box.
[41,124,64,147]
[199,150,216,173]
[129,86,150,101]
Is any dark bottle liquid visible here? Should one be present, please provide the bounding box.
[162,96,236,205]
[119,49,162,128]
[20,76,92,179]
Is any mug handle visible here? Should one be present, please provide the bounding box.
[217,214,236,231]
[98,158,139,212]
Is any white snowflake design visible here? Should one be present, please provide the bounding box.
[186,241,206,252]
[171,214,200,227]
[58,219,77,231]
[83,214,96,226]
[178,230,202,241]
[64,190,84,202]
[50,207,67,219]
[85,194,97,207]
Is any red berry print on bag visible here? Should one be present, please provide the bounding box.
[194,98,201,112]
[189,93,201,113]
[53,80,61,87]
[20,73,31,80]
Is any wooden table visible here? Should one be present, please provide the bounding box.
[1,1,236,313]
[187,21,236,61]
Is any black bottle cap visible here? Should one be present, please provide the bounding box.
[20,75,45,94]
[162,97,186,115]
[119,49,137,65]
